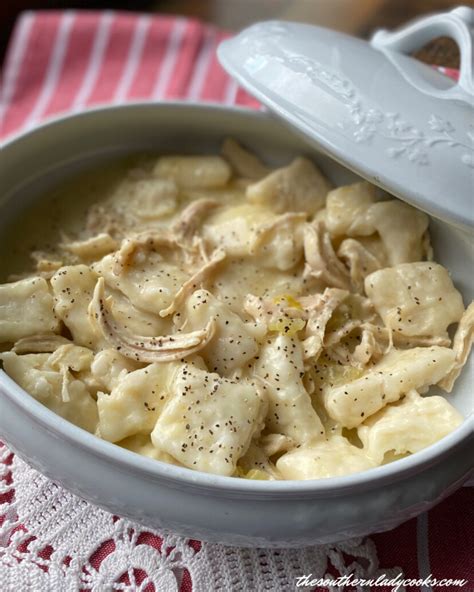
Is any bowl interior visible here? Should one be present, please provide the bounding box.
[0,102,472,456]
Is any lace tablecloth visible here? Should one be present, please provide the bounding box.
[0,11,473,591]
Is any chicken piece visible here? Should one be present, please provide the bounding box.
[171,198,218,243]
[250,213,306,271]
[358,390,463,464]
[325,181,379,237]
[301,288,349,360]
[324,346,455,428]
[50,265,105,349]
[90,278,216,363]
[0,351,98,432]
[153,155,231,189]
[61,233,118,262]
[246,157,331,215]
[254,335,325,445]
[97,362,176,442]
[159,249,226,317]
[303,223,351,290]
[221,138,269,180]
[276,435,375,479]
[183,289,259,375]
[151,363,265,476]
[0,277,60,343]
[438,302,474,392]
[119,434,181,465]
[337,238,384,293]
[365,262,464,338]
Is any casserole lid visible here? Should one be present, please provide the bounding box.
[218,7,474,230]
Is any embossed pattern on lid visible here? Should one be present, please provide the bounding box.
[218,8,474,230]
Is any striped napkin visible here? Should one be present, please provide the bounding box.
[0,10,259,139]
[0,10,472,592]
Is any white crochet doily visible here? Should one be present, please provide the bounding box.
[0,444,404,592]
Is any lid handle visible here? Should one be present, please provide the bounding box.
[371,6,474,98]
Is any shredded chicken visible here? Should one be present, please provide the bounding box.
[303,222,351,290]
[301,288,349,360]
[159,249,226,317]
[89,278,216,362]
[171,198,219,243]
[337,238,384,292]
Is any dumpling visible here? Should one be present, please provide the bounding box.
[183,289,259,375]
[276,435,375,479]
[358,390,463,464]
[365,262,464,338]
[250,213,306,271]
[92,251,189,315]
[324,346,455,428]
[153,155,231,189]
[50,265,105,349]
[325,181,378,237]
[0,277,59,343]
[151,363,265,476]
[202,204,272,257]
[246,157,331,215]
[254,335,325,445]
[97,362,176,442]
[0,351,98,432]
[366,201,429,265]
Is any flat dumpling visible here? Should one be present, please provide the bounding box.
[151,363,265,476]
[250,213,306,271]
[202,204,272,257]
[183,289,259,375]
[325,181,378,237]
[92,251,189,315]
[358,390,463,464]
[365,262,464,338]
[0,277,60,343]
[51,265,105,349]
[0,351,98,432]
[326,183,428,265]
[90,348,142,392]
[366,201,429,265]
[324,346,455,428]
[153,155,231,189]
[254,335,325,445]
[97,362,175,442]
[276,435,375,479]
[246,157,331,215]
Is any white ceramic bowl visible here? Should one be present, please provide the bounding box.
[0,103,472,547]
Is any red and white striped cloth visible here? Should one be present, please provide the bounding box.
[0,10,259,139]
[0,10,472,592]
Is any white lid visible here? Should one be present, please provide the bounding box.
[218,7,474,230]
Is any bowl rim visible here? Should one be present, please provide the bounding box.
[0,101,472,495]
